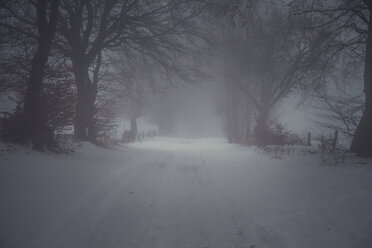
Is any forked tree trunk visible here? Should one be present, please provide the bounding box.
[350,10,372,157]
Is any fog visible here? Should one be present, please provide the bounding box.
[0,0,369,149]
[147,82,223,138]
[1,1,372,248]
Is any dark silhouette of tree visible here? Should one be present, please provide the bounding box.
[55,0,204,141]
[0,0,60,149]
[217,6,331,146]
[312,90,364,138]
[293,0,372,156]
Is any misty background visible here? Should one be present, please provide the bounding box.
[1,1,372,248]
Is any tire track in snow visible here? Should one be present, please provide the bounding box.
[26,151,172,248]
[196,151,290,248]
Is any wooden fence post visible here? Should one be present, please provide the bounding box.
[307,132,311,146]
[321,135,325,153]
[330,130,338,153]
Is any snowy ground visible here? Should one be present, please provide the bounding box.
[1,137,372,248]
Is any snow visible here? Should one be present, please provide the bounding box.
[1,137,372,248]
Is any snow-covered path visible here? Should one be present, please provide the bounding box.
[1,137,372,248]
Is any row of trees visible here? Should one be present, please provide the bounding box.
[0,0,371,157]
[212,0,372,157]
[0,0,207,149]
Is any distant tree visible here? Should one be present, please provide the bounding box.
[109,20,204,138]
[203,0,257,144]
[217,6,332,146]
[220,59,251,144]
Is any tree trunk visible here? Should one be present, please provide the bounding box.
[72,51,102,142]
[242,108,251,144]
[74,89,96,141]
[130,117,138,136]
[227,103,239,143]
[21,0,59,148]
[130,117,138,142]
[22,43,50,137]
[254,108,269,146]
[225,81,240,144]
[350,11,372,157]
[73,64,97,141]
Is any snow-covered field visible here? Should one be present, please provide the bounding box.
[1,137,372,248]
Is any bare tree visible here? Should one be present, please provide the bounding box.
[0,0,60,148]
[216,6,331,146]
[293,0,372,156]
[312,90,364,138]
[55,0,205,141]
